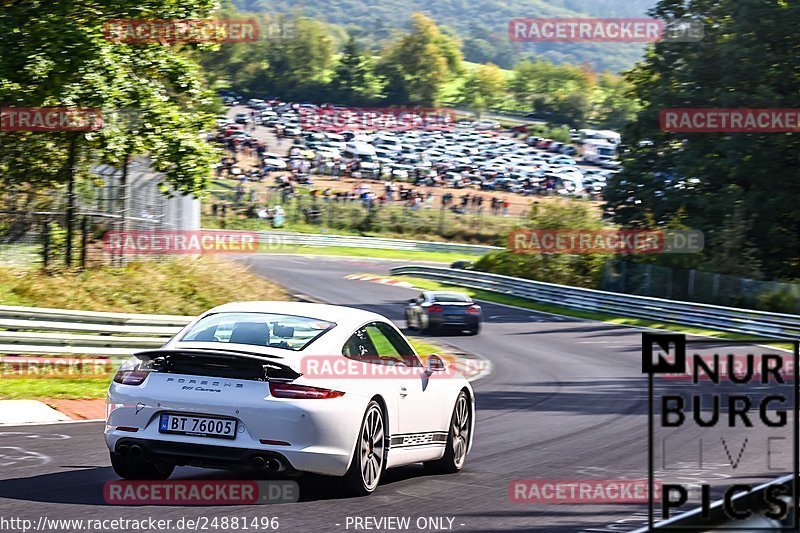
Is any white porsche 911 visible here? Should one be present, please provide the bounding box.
[105,302,475,495]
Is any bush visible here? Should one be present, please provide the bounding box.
[473,199,610,288]
[474,251,606,288]
[755,287,800,314]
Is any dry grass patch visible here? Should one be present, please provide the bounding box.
[0,256,290,315]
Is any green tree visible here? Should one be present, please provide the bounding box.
[202,15,335,101]
[329,35,379,104]
[508,60,591,111]
[0,0,219,264]
[456,63,506,112]
[474,200,611,288]
[605,0,800,280]
[376,13,463,105]
[591,72,639,130]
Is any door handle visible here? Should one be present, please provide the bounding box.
[399,386,408,399]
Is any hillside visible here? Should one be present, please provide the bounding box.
[233,0,657,72]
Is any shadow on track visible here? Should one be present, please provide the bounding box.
[477,377,649,415]
[0,464,444,506]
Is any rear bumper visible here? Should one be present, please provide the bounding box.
[112,437,293,471]
[105,416,355,476]
[428,315,480,328]
[105,375,369,476]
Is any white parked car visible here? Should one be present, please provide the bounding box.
[547,155,577,165]
[262,154,287,169]
[105,302,475,496]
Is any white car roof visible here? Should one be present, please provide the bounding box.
[167,301,400,357]
[199,301,385,329]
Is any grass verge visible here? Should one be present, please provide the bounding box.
[0,256,289,315]
[257,245,477,264]
[0,376,111,400]
[408,337,447,359]
[0,256,292,400]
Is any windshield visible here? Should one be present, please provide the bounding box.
[432,292,472,303]
[179,312,335,351]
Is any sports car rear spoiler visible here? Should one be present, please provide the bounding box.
[132,348,301,381]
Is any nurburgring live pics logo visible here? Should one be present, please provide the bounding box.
[643,333,800,528]
[659,353,795,382]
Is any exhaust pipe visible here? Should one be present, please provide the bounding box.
[130,444,144,457]
[265,458,287,472]
[117,444,130,456]
[250,456,287,472]
[250,456,267,470]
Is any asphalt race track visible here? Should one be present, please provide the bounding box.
[0,255,791,532]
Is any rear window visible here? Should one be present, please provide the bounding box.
[179,312,335,351]
[431,293,472,303]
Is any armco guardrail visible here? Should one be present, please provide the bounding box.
[252,230,501,256]
[631,474,794,531]
[0,306,192,356]
[0,305,190,326]
[389,266,800,338]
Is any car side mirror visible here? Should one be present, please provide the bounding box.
[426,354,447,374]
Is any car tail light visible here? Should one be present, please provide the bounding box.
[465,306,481,315]
[259,439,291,446]
[113,370,151,386]
[269,382,344,399]
[427,304,444,313]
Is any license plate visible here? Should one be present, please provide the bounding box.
[159,414,237,439]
